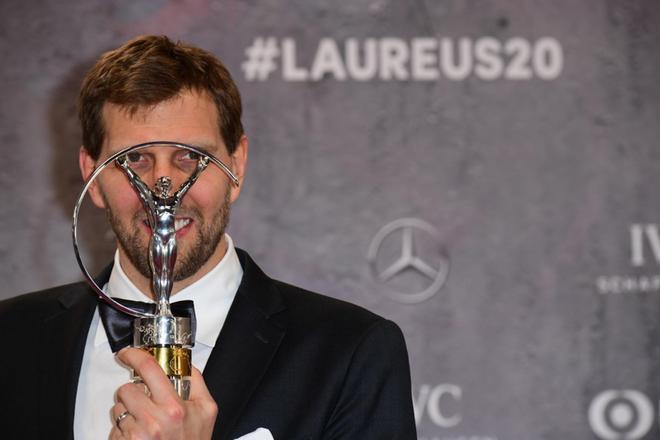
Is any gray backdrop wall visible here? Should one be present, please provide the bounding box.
[2,1,660,439]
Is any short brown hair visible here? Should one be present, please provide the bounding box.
[79,35,243,159]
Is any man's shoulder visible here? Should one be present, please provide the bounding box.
[236,248,386,328]
[237,248,400,341]
[270,278,402,344]
[274,279,378,322]
[0,281,91,325]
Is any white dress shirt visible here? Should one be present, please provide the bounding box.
[73,234,243,439]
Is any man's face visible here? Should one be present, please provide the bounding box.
[80,90,247,285]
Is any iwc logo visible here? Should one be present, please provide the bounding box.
[367,218,449,304]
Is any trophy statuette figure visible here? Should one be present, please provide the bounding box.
[73,141,239,399]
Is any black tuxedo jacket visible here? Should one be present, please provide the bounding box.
[0,249,416,439]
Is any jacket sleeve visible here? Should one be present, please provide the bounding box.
[322,319,417,439]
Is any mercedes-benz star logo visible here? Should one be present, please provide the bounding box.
[367,218,449,304]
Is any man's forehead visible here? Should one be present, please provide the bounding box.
[102,90,218,121]
[105,101,161,122]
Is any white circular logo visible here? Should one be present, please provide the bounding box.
[588,390,654,440]
[367,218,449,304]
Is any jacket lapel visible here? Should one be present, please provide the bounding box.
[204,249,287,440]
[37,284,97,440]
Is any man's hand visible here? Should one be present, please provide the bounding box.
[110,347,218,439]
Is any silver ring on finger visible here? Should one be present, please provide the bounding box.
[115,410,131,428]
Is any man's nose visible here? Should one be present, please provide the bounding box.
[149,155,185,191]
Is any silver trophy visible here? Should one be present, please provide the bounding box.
[73,141,239,399]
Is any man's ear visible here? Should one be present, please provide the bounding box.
[229,135,248,204]
[79,146,106,209]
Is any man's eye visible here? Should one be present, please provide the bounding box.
[126,152,143,163]
[180,151,200,161]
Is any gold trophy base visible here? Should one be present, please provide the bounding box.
[132,346,192,400]
[146,346,192,376]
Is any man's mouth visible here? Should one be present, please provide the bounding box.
[141,218,193,235]
[174,218,192,232]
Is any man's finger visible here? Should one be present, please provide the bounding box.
[189,366,219,417]
[109,415,141,440]
[115,382,157,422]
[189,366,213,401]
[117,347,178,404]
[110,401,136,438]
[111,401,129,424]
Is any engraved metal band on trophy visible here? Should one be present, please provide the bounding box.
[73,141,239,400]
[132,315,193,346]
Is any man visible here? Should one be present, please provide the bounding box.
[0,35,416,439]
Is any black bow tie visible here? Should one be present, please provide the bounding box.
[98,298,196,353]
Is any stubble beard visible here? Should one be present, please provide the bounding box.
[106,187,231,282]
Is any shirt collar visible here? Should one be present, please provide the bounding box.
[95,234,243,348]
